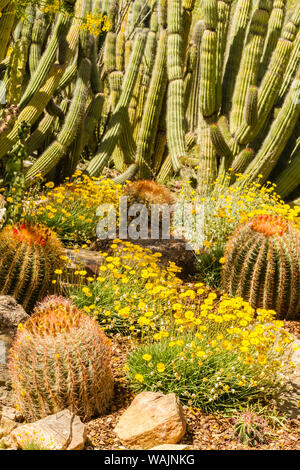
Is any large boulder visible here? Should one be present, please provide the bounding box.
[114,392,186,449]
[10,409,87,450]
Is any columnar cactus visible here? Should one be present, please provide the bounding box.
[9,296,114,421]
[222,214,300,319]
[0,222,65,311]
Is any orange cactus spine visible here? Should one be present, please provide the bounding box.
[9,296,114,422]
[222,214,300,319]
[0,222,65,312]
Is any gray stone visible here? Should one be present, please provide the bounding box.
[0,296,29,331]
[11,409,87,450]
[277,338,300,419]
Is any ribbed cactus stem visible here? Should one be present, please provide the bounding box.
[199,29,217,119]
[231,147,255,174]
[0,223,65,312]
[244,85,258,126]
[210,123,232,159]
[9,298,114,421]
[167,0,187,173]
[222,0,252,115]
[136,28,167,177]
[19,14,71,109]
[86,32,147,176]
[0,64,65,160]
[230,3,272,134]
[274,149,300,198]
[240,67,300,185]
[26,58,91,180]
[0,3,16,62]
[29,12,46,76]
[222,214,300,319]
[259,0,285,77]
[197,120,217,196]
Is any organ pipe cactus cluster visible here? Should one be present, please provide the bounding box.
[0,0,298,199]
[222,214,300,319]
[9,296,114,421]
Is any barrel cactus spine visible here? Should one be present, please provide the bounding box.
[222,214,300,319]
[9,297,114,422]
[0,222,65,312]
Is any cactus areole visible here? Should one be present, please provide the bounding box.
[222,215,300,319]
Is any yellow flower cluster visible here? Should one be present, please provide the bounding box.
[80,13,111,36]
[26,172,122,244]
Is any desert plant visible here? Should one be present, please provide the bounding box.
[127,295,295,412]
[232,410,270,446]
[222,214,300,319]
[9,295,114,421]
[0,221,65,311]
[124,180,175,207]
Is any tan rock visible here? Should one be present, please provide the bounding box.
[1,406,22,422]
[10,409,86,450]
[0,416,18,436]
[114,392,186,450]
[150,444,193,450]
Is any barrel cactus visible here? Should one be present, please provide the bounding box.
[0,222,65,311]
[9,296,114,422]
[222,214,300,319]
[124,180,174,207]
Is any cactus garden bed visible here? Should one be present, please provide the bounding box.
[0,0,299,453]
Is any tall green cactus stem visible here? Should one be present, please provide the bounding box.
[6,39,29,106]
[241,67,300,185]
[167,0,187,173]
[86,32,146,177]
[25,113,55,156]
[210,123,232,159]
[222,214,300,319]
[231,147,255,174]
[197,121,217,196]
[19,14,71,110]
[26,58,91,181]
[0,223,65,312]
[133,31,156,138]
[4,122,30,225]
[222,0,252,116]
[244,86,258,127]
[0,64,65,160]
[136,28,167,177]
[215,0,232,111]
[259,0,286,78]
[230,1,272,135]
[278,28,300,103]
[29,12,47,76]
[9,298,114,421]
[186,21,205,132]
[235,15,299,144]
[199,29,217,120]
[0,3,16,62]
[274,149,300,199]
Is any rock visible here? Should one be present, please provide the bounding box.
[0,296,29,331]
[114,392,186,450]
[150,444,193,450]
[0,416,18,436]
[1,406,22,422]
[10,409,87,450]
